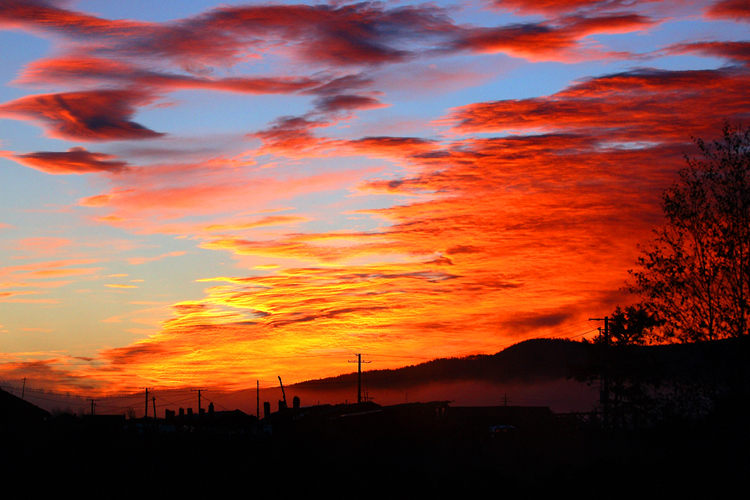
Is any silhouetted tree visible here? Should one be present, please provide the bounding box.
[631,124,750,343]
[608,304,661,346]
[606,305,662,426]
[571,304,662,427]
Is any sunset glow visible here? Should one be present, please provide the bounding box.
[1,0,749,395]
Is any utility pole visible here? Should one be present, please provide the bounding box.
[589,316,610,428]
[152,396,156,419]
[21,378,26,400]
[140,387,152,418]
[191,389,206,417]
[348,354,371,404]
[87,398,97,416]
[256,380,260,420]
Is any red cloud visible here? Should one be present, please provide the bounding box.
[666,41,750,66]
[490,0,654,15]
[0,0,145,34]
[2,0,658,104]
[448,68,750,142]
[456,14,656,61]
[458,23,577,58]
[17,56,325,94]
[705,0,750,22]
[1,1,456,68]
[251,116,332,155]
[251,92,390,155]
[346,136,438,158]
[313,94,387,113]
[195,3,453,67]
[0,89,163,141]
[7,1,645,72]
[11,147,128,174]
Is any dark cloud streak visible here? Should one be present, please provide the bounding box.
[12,147,129,174]
[0,89,163,141]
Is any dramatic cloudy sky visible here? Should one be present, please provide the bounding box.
[1,0,748,394]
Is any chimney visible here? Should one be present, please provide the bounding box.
[293,396,300,410]
[263,401,271,418]
[208,402,214,417]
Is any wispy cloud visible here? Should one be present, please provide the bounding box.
[127,251,185,266]
[8,147,129,174]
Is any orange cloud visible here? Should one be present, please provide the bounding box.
[0,290,38,299]
[2,1,747,395]
[94,64,750,391]
[200,215,310,233]
[0,358,106,394]
[27,268,100,278]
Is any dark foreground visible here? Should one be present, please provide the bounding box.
[2,408,748,497]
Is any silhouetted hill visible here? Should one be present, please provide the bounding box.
[293,336,750,392]
[294,338,590,390]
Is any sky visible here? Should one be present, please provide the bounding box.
[0,0,749,395]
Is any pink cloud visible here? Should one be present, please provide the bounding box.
[127,251,185,266]
[78,159,368,234]
[15,237,72,254]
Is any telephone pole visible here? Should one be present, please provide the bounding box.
[140,387,153,418]
[191,389,206,417]
[589,316,610,427]
[348,354,371,404]
[256,380,260,420]
[87,398,97,416]
[21,378,26,400]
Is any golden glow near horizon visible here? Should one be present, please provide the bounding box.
[1,0,749,394]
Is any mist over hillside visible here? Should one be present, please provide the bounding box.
[8,337,736,416]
